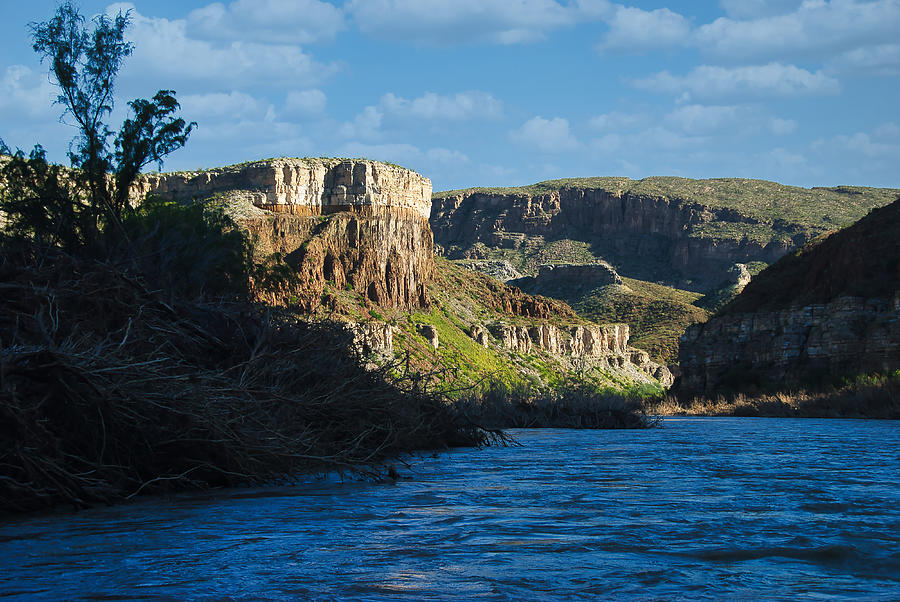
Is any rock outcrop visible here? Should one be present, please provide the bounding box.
[136,158,431,219]
[484,321,673,385]
[679,198,900,395]
[455,260,522,282]
[136,158,434,309]
[346,322,394,358]
[510,262,623,296]
[679,295,900,394]
[431,186,799,289]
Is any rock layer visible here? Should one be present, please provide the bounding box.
[485,321,673,385]
[431,187,800,288]
[679,198,900,395]
[679,295,900,395]
[136,158,434,309]
[137,158,432,219]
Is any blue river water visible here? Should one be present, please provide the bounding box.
[1,417,899,600]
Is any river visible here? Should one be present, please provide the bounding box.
[1,417,899,600]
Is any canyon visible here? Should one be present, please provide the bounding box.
[678,198,900,395]
[136,158,670,390]
[138,158,434,309]
[430,179,897,291]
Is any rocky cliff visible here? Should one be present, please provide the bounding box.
[136,158,433,309]
[431,178,898,290]
[678,198,900,395]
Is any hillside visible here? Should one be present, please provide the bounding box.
[432,176,899,291]
[679,197,900,396]
[721,199,900,314]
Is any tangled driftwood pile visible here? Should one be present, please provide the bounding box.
[0,254,490,513]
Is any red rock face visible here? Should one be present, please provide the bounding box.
[247,209,434,309]
[136,158,435,310]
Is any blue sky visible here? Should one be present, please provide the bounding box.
[1,0,898,191]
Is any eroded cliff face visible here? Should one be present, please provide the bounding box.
[679,295,900,395]
[431,188,799,288]
[486,321,673,386]
[679,198,900,395]
[137,158,431,219]
[137,158,433,309]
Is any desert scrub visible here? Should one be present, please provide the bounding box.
[455,378,658,429]
[644,372,900,419]
[0,253,496,514]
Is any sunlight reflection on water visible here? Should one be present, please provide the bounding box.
[1,417,899,600]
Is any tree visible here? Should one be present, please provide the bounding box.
[3,1,195,252]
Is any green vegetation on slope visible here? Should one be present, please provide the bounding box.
[435,176,900,235]
[722,198,900,314]
[569,278,709,364]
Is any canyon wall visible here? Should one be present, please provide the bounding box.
[486,322,673,386]
[136,158,433,309]
[678,295,900,395]
[678,198,900,395]
[431,188,800,288]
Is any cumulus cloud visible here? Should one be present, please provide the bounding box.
[106,3,338,91]
[588,111,644,131]
[696,0,900,62]
[380,91,503,121]
[426,147,470,163]
[0,65,57,121]
[284,89,327,115]
[827,43,900,77]
[632,63,840,101]
[180,91,273,121]
[769,117,798,136]
[345,0,601,45]
[338,106,384,140]
[664,104,740,134]
[510,116,579,153]
[186,0,345,45]
[597,6,692,52]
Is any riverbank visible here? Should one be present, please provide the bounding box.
[0,253,495,514]
[645,373,900,418]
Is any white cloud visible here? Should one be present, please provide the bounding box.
[696,0,900,62]
[0,65,57,121]
[812,132,896,158]
[180,91,272,121]
[186,0,345,45]
[767,147,807,167]
[380,91,503,121]
[769,117,798,136]
[588,111,644,131]
[718,0,804,19]
[827,43,900,76]
[346,0,595,45]
[334,142,425,168]
[874,122,900,138]
[664,104,740,134]
[338,106,384,140]
[510,116,579,153]
[632,63,840,101]
[590,126,708,156]
[284,89,327,115]
[426,148,470,163]
[598,6,692,52]
[106,3,337,91]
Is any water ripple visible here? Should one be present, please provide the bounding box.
[1,417,899,599]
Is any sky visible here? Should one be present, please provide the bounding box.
[1,0,898,192]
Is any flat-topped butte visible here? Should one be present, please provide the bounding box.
[135,157,433,220]
[434,176,900,243]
